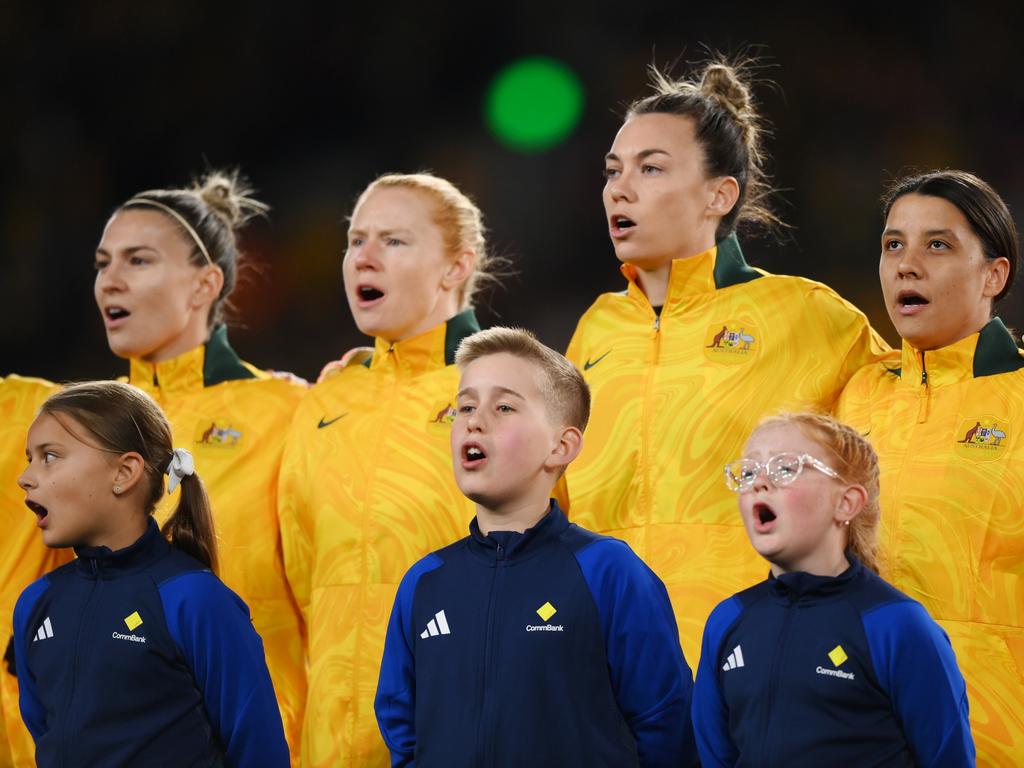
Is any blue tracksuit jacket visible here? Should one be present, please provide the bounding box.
[692,556,975,767]
[13,518,289,768]
[375,502,697,767]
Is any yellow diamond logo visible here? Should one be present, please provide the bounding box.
[124,611,143,631]
[828,645,848,667]
[536,602,557,622]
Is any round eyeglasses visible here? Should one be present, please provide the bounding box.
[724,452,843,492]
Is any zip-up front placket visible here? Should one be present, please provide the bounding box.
[637,312,662,530]
[476,544,507,767]
[757,595,798,768]
[62,561,103,767]
[916,351,931,423]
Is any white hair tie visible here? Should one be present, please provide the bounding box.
[166,448,196,494]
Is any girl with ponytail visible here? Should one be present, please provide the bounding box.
[692,412,974,767]
[93,171,307,761]
[14,381,288,767]
[563,53,889,667]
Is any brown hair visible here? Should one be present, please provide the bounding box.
[120,169,269,327]
[455,326,590,432]
[753,413,880,574]
[882,169,1019,303]
[626,53,783,240]
[353,173,507,308]
[41,381,218,572]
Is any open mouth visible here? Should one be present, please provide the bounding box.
[357,285,385,303]
[896,290,929,313]
[26,500,48,524]
[610,215,637,235]
[461,443,487,467]
[752,502,776,529]
[104,306,130,322]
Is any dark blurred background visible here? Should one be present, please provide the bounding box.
[4,1,1023,382]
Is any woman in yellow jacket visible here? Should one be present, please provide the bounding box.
[563,57,889,667]
[836,169,1023,767]
[278,173,500,767]
[0,375,68,768]
[92,172,307,763]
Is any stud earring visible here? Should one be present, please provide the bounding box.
[113,485,122,495]
[843,519,850,526]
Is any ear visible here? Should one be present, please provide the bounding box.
[192,264,225,309]
[707,176,740,220]
[111,451,148,496]
[981,256,1011,300]
[834,483,867,525]
[441,250,477,293]
[543,426,584,473]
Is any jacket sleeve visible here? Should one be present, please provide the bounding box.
[159,571,290,768]
[691,598,743,768]
[375,554,442,768]
[575,539,697,768]
[12,578,50,742]
[277,411,313,627]
[862,600,976,767]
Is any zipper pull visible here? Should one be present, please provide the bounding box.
[653,316,661,331]
[496,544,505,562]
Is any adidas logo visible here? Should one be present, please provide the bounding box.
[33,617,54,642]
[722,644,745,671]
[420,610,451,639]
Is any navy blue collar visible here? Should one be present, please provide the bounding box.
[767,552,864,600]
[468,500,568,562]
[73,517,170,578]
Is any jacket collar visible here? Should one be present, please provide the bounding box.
[368,309,480,374]
[467,499,568,563]
[128,325,255,397]
[767,553,863,601]
[73,517,170,578]
[619,234,762,313]
[895,317,1024,387]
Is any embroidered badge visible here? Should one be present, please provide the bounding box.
[429,403,457,425]
[194,420,244,448]
[704,323,759,363]
[953,416,1008,462]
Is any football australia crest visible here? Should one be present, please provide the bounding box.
[194,420,244,449]
[953,416,1008,462]
[428,402,457,426]
[703,322,760,364]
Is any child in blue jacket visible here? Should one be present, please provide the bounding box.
[14,381,289,768]
[375,327,697,767]
[692,412,974,767]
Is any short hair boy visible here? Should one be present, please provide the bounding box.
[375,327,697,767]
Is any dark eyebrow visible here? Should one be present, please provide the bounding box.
[882,228,959,239]
[604,148,671,163]
[95,245,159,257]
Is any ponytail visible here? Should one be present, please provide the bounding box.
[161,471,219,574]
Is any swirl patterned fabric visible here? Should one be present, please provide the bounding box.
[836,318,1024,768]
[0,375,70,768]
[278,312,478,767]
[563,236,889,673]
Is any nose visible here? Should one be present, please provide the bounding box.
[18,463,36,491]
[896,245,923,279]
[465,408,486,433]
[751,465,771,493]
[607,169,636,204]
[351,239,380,270]
[95,258,125,294]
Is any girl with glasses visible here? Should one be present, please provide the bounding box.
[836,170,1024,764]
[693,413,973,767]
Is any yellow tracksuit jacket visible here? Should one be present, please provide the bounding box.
[563,235,889,667]
[278,310,479,768]
[835,317,1024,767]
[128,326,307,765]
[0,375,70,768]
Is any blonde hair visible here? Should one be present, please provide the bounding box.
[753,412,880,573]
[121,169,269,327]
[455,327,590,432]
[627,52,784,239]
[354,173,505,308]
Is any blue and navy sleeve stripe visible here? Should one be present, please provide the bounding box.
[692,596,743,768]
[861,599,975,767]
[375,553,444,767]
[574,539,698,768]
[159,571,290,768]
[12,576,50,743]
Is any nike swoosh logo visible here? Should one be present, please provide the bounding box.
[318,414,347,429]
[583,350,611,370]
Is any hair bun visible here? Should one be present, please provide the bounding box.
[194,170,269,230]
[699,63,752,121]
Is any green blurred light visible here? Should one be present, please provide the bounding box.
[485,57,584,153]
